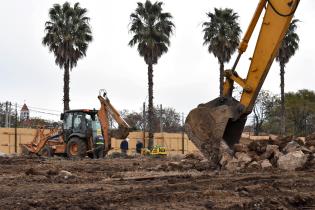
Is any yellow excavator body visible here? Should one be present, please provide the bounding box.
[185,0,300,163]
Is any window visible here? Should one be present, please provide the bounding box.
[64,113,73,129]
[73,113,86,131]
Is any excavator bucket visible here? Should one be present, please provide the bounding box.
[185,97,247,164]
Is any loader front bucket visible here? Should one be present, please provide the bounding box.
[185,97,247,164]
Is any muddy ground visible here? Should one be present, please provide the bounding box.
[0,155,315,210]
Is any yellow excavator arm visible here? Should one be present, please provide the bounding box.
[185,0,300,163]
[98,90,130,152]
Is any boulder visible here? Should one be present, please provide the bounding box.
[219,151,233,168]
[247,151,260,162]
[305,133,315,147]
[309,146,315,153]
[224,153,252,171]
[277,150,309,171]
[235,152,252,164]
[260,159,273,169]
[225,158,240,172]
[233,144,248,153]
[260,145,279,160]
[295,137,305,146]
[300,146,312,154]
[271,136,294,151]
[247,161,260,170]
[306,133,315,141]
[283,141,301,154]
[248,140,269,155]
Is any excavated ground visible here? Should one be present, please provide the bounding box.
[0,155,315,210]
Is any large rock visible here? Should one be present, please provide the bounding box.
[0,152,7,157]
[248,140,270,155]
[305,134,315,147]
[233,144,248,153]
[225,158,240,172]
[283,141,301,154]
[271,136,294,151]
[260,159,273,169]
[260,145,279,160]
[277,150,309,171]
[235,152,252,164]
[224,152,252,172]
[247,161,260,170]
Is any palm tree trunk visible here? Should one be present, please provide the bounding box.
[63,64,70,111]
[219,61,224,97]
[148,63,154,149]
[280,64,285,135]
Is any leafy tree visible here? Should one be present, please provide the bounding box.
[42,2,92,111]
[285,90,315,136]
[128,0,174,148]
[202,8,241,96]
[261,90,315,136]
[120,110,143,131]
[252,90,274,135]
[153,106,181,133]
[120,106,182,133]
[276,19,299,135]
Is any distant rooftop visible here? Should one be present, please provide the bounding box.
[21,103,29,112]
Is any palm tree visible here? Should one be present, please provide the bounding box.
[202,8,241,96]
[42,2,92,111]
[276,19,299,135]
[129,0,174,149]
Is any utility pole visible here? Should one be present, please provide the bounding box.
[181,112,185,154]
[142,102,146,147]
[159,104,163,133]
[5,101,8,127]
[8,102,12,128]
[15,103,18,153]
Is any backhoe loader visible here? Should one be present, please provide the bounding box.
[22,90,130,158]
[185,0,300,164]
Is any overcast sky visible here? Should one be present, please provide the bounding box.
[0,0,314,121]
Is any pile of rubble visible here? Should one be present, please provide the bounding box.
[220,134,315,172]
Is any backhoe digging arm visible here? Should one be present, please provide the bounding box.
[97,91,130,152]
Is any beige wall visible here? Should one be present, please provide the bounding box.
[0,128,198,155]
[111,132,199,155]
[0,128,38,154]
[1,128,279,155]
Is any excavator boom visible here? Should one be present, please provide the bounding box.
[185,0,300,163]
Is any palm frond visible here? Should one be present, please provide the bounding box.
[128,0,175,65]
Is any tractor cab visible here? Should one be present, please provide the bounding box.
[61,109,103,145]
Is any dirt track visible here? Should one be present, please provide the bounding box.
[0,155,315,210]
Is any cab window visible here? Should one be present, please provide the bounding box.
[73,113,86,131]
[64,113,73,129]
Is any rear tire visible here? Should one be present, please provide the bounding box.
[39,145,54,157]
[67,137,87,158]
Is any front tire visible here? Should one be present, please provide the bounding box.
[66,137,87,158]
[39,145,54,157]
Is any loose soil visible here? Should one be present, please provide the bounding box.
[0,155,315,210]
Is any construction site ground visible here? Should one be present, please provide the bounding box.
[0,154,315,210]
